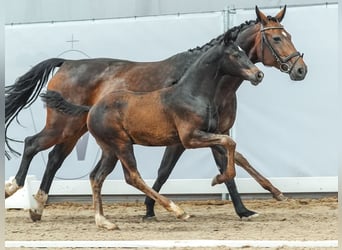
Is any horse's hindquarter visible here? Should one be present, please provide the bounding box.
[46,59,133,104]
[46,57,188,105]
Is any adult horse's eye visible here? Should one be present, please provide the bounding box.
[273,36,281,42]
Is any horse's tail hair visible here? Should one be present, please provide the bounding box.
[5,58,65,158]
[40,90,90,116]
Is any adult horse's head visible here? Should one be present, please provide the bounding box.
[237,6,307,81]
[221,32,264,86]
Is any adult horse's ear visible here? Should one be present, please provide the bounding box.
[275,5,286,23]
[255,6,268,25]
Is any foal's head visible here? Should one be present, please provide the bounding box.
[221,33,264,86]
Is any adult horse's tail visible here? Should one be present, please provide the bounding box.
[5,58,66,158]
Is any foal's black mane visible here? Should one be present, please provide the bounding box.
[188,20,258,53]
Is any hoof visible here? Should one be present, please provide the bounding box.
[274,193,287,201]
[240,212,259,221]
[95,214,120,230]
[238,210,258,219]
[142,215,158,222]
[177,212,191,221]
[29,209,42,222]
[98,222,120,230]
[211,175,219,186]
[5,180,20,198]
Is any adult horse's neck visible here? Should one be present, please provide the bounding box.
[212,21,262,132]
[229,20,262,64]
[176,44,226,100]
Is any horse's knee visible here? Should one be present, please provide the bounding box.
[221,136,236,149]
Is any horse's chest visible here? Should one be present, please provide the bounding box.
[216,97,237,132]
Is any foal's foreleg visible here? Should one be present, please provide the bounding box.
[211,146,257,218]
[181,130,236,185]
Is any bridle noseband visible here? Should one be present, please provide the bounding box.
[260,25,304,73]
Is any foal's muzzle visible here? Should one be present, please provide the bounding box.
[251,70,264,85]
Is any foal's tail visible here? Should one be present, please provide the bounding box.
[5,58,66,158]
[40,90,90,116]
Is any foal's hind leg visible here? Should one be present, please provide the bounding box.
[180,130,237,185]
[117,144,190,220]
[90,154,119,230]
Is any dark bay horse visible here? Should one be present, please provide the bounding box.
[42,34,264,229]
[5,6,307,221]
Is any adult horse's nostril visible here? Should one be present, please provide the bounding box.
[297,67,304,75]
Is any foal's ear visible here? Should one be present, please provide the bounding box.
[255,6,268,25]
[275,5,286,23]
[223,31,234,44]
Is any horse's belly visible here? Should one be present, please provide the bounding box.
[129,129,180,146]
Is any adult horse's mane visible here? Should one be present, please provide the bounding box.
[188,20,258,53]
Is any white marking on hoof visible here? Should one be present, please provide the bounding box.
[169,201,188,219]
[95,214,119,230]
[275,193,287,201]
[249,213,259,218]
[211,175,219,186]
[29,190,48,221]
[241,213,260,221]
[178,212,191,221]
[5,179,20,197]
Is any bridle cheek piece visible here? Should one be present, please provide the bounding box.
[260,26,304,74]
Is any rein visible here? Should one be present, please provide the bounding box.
[260,25,303,73]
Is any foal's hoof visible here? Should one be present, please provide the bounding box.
[98,222,120,230]
[274,193,287,201]
[177,212,191,221]
[95,214,120,230]
[96,220,120,230]
[29,209,42,222]
[211,175,219,186]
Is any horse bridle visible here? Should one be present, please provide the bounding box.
[260,25,304,73]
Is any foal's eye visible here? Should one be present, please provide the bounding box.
[231,52,240,58]
[273,36,281,42]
